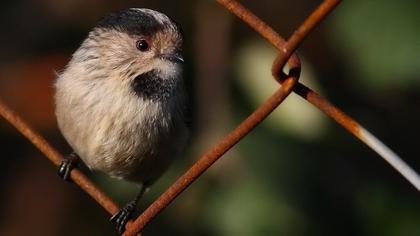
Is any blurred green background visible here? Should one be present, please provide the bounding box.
[0,0,419,235]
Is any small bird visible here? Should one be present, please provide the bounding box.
[54,8,188,234]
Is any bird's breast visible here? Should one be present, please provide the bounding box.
[56,75,187,183]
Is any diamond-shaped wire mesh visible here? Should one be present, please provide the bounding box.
[1,1,418,235]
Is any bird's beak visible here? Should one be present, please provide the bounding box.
[160,49,184,64]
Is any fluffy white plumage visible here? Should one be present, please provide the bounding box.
[54,8,188,185]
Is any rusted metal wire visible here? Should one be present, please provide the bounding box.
[272,0,341,76]
[124,47,301,236]
[123,75,300,236]
[215,0,298,80]
[122,0,341,235]
[274,0,420,191]
[218,0,420,190]
[0,98,120,215]
[292,83,420,191]
[1,0,417,235]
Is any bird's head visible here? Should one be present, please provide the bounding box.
[71,8,184,101]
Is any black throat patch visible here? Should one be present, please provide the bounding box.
[132,70,177,101]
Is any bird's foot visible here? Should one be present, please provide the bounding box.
[110,200,137,234]
[57,152,79,181]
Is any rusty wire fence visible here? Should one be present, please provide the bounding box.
[0,0,418,235]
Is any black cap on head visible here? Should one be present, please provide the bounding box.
[96,8,179,36]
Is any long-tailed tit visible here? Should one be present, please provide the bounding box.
[54,8,188,234]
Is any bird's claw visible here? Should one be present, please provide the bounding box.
[110,200,137,234]
[57,153,78,181]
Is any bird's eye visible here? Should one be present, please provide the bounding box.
[136,39,150,52]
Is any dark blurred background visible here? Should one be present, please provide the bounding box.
[1,0,419,235]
